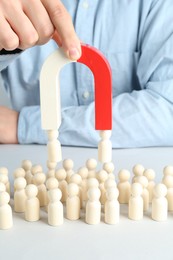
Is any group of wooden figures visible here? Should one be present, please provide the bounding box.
[0,159,173,230]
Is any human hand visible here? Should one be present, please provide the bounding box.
[0,0,81,60]
[0,106,19,144]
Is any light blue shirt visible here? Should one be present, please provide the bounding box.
[0,0,173,148]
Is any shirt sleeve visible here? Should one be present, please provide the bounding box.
[18,0,173,148]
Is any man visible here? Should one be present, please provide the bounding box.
[0,0,173,148]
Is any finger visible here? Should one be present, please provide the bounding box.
[0,14,19,50]
[23,0,54,45]
[42,0,81,60]
[52,30,62,46]
[5,6,39,49]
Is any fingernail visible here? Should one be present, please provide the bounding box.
[68,47,81,60]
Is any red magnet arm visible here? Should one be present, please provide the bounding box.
[77,44,112,130]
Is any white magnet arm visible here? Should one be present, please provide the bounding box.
[40,48,76,130]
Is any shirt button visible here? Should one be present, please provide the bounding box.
[82,1,89,9]
[83,91,90,99]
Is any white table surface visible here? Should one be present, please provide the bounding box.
[0,145,173,260]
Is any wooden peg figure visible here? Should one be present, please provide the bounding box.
[128,183,143,221]
[117,169,131,204]
[25,184,40,222]
[135,175,149,212]
[86,188,101,225]
[163,165,173,177]
[14,177,27,213]
[86,158,97,178]
[152,183,167,221]
[66,183,80,220]
[97,170,108,204]
[13,168,26,179]
[0,168,10,194]
[0,174,8,194]
[0,191,13,230]
[103,162,115,180]
[98,130,112,163]
[69,174,82,208]
[47,129,62,164]
[55,168,67,203]
[21,160,32,172]
[143,168,155,203]
[63,159,74,183]
[32,173,47,207]
[132,164,145,183]
[45,177,59,209]
[47,160,57,178]
[48,188,63,226]
[162,175,173,211]
[78,167,89,206]
[105,187,119,224]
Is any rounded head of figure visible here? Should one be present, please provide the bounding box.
[118,169,131,182]
[69,174,82,185]
[13,168,25,179]
[86,158,97,170]
[21,160,32,171]
[78,167,88,179]
[143,169,155,181]
[55,169,67,181]
[106,187,119,201]
[132,164,145,176]
[97,170,108,183]
[87,188,101,201]
[47,160,57,171]
[14,177,27,190]
[48,188,62,202]
[0,191,10,206]
[103,162,115,174]
[131,183,143,197]
[99,130,112,139]
[32,173,46,185]
[63,159,74,171]
[163,165,173,176]
[0,182,6,192]
[0,167,8,176]
[31,165,43,175]
[87,178,99,189]
[162,175,173,188]
[67,183,79,197]
[153,183,167,198]
[46,177,59,190]
[104,178,117,190]
[25,184,38,198]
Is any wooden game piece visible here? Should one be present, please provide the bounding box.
[13,168,26,179]
[77,167,89,206]
[46,177,59,190]
[14,177,27,213]
[69,174,82,208]
[162,175,173,211]
[103,162,115,179]
[86,158,97,178]
[55,168,67,203]
[25,184,40,222]
[117,169,131,204]
[97,170,108,204]
[0,174,8,193]
[0,191,13,229]
[105,187,119,224]
[32,173,47,207]
[48,188,63,226]
[63,159,74,183]
[128,183,143,221]
[21,160,32,172]
[86,187,101,225]
[143,168,155,203]
[134,176,149,211]
[31,164,43,176]
[132,164,145,183]
[163,165,173,176]
[66,183,80,220]
[98,130,112,163]
[152,183,167,221]
[0,167,10,194]
[47,130,62,164]
[21,160,32,185]
[46,160,57,178]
